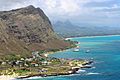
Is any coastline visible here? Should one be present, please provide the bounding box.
[16,60,93,79]
[65,34,120,39]
[11,34,119,80]
[45,48,71,56]
[38,35,120,57]
[0,37,91,80]
[0,61,93,80]
[0,74,18,80]
[0,45,77,80]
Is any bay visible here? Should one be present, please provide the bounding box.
[24,35,120,80]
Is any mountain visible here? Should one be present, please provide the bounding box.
[53,20,120,37]
[53,20,81,37]
[0,5,70,59]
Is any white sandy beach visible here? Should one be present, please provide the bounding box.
[0,75,15,80]
[0,73,18,80]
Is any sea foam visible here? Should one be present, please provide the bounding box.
[77,69,86,73]
[86,72,100,75]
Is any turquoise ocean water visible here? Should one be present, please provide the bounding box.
[20,35,120,80]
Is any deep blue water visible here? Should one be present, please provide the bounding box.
[22,35,120,80]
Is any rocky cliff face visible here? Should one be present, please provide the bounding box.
[0,5,70,58]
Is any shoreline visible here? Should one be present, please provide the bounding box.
[0,74,18,80]
[0,60,93,80]
[17,60,93,79]
[45,48,71,56]
[0,37,90,80]
[65,34,120,39]
[7,34,118,80]
[0,53,93,80]
[0,66,83,80]
[0,47,78,80]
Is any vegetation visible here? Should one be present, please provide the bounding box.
[0,38,88,78]
[0,57,90,77]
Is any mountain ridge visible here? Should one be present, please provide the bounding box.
[0,5,70,59]
[53,20,120,37]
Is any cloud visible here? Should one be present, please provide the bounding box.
[0,0,39,11]
[40,0,83,17]
[92,4,120,13]
[59,0,80,14]
[0,0,119,26]
[39,0,119,18]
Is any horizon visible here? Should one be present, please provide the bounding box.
[0,0,120,27]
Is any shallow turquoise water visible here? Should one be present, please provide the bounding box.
[22,35,120,80]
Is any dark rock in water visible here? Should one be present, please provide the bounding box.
[0,5,70,58]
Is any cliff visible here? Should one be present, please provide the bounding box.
[0,5,70,59]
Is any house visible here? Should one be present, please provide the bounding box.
[32,51,40,58]
[42,61,48,65]
[21,58,25,61]
[31,62,39,67]
[25,58,33,62]
[1,62,6,65]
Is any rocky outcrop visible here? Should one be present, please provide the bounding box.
[0,5,70,58]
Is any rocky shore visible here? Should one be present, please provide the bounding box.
[0,40,92,80]
[17,60,93,79]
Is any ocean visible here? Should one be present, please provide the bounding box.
[21,35,120,80]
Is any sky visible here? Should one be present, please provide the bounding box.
[0,0,120,26]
